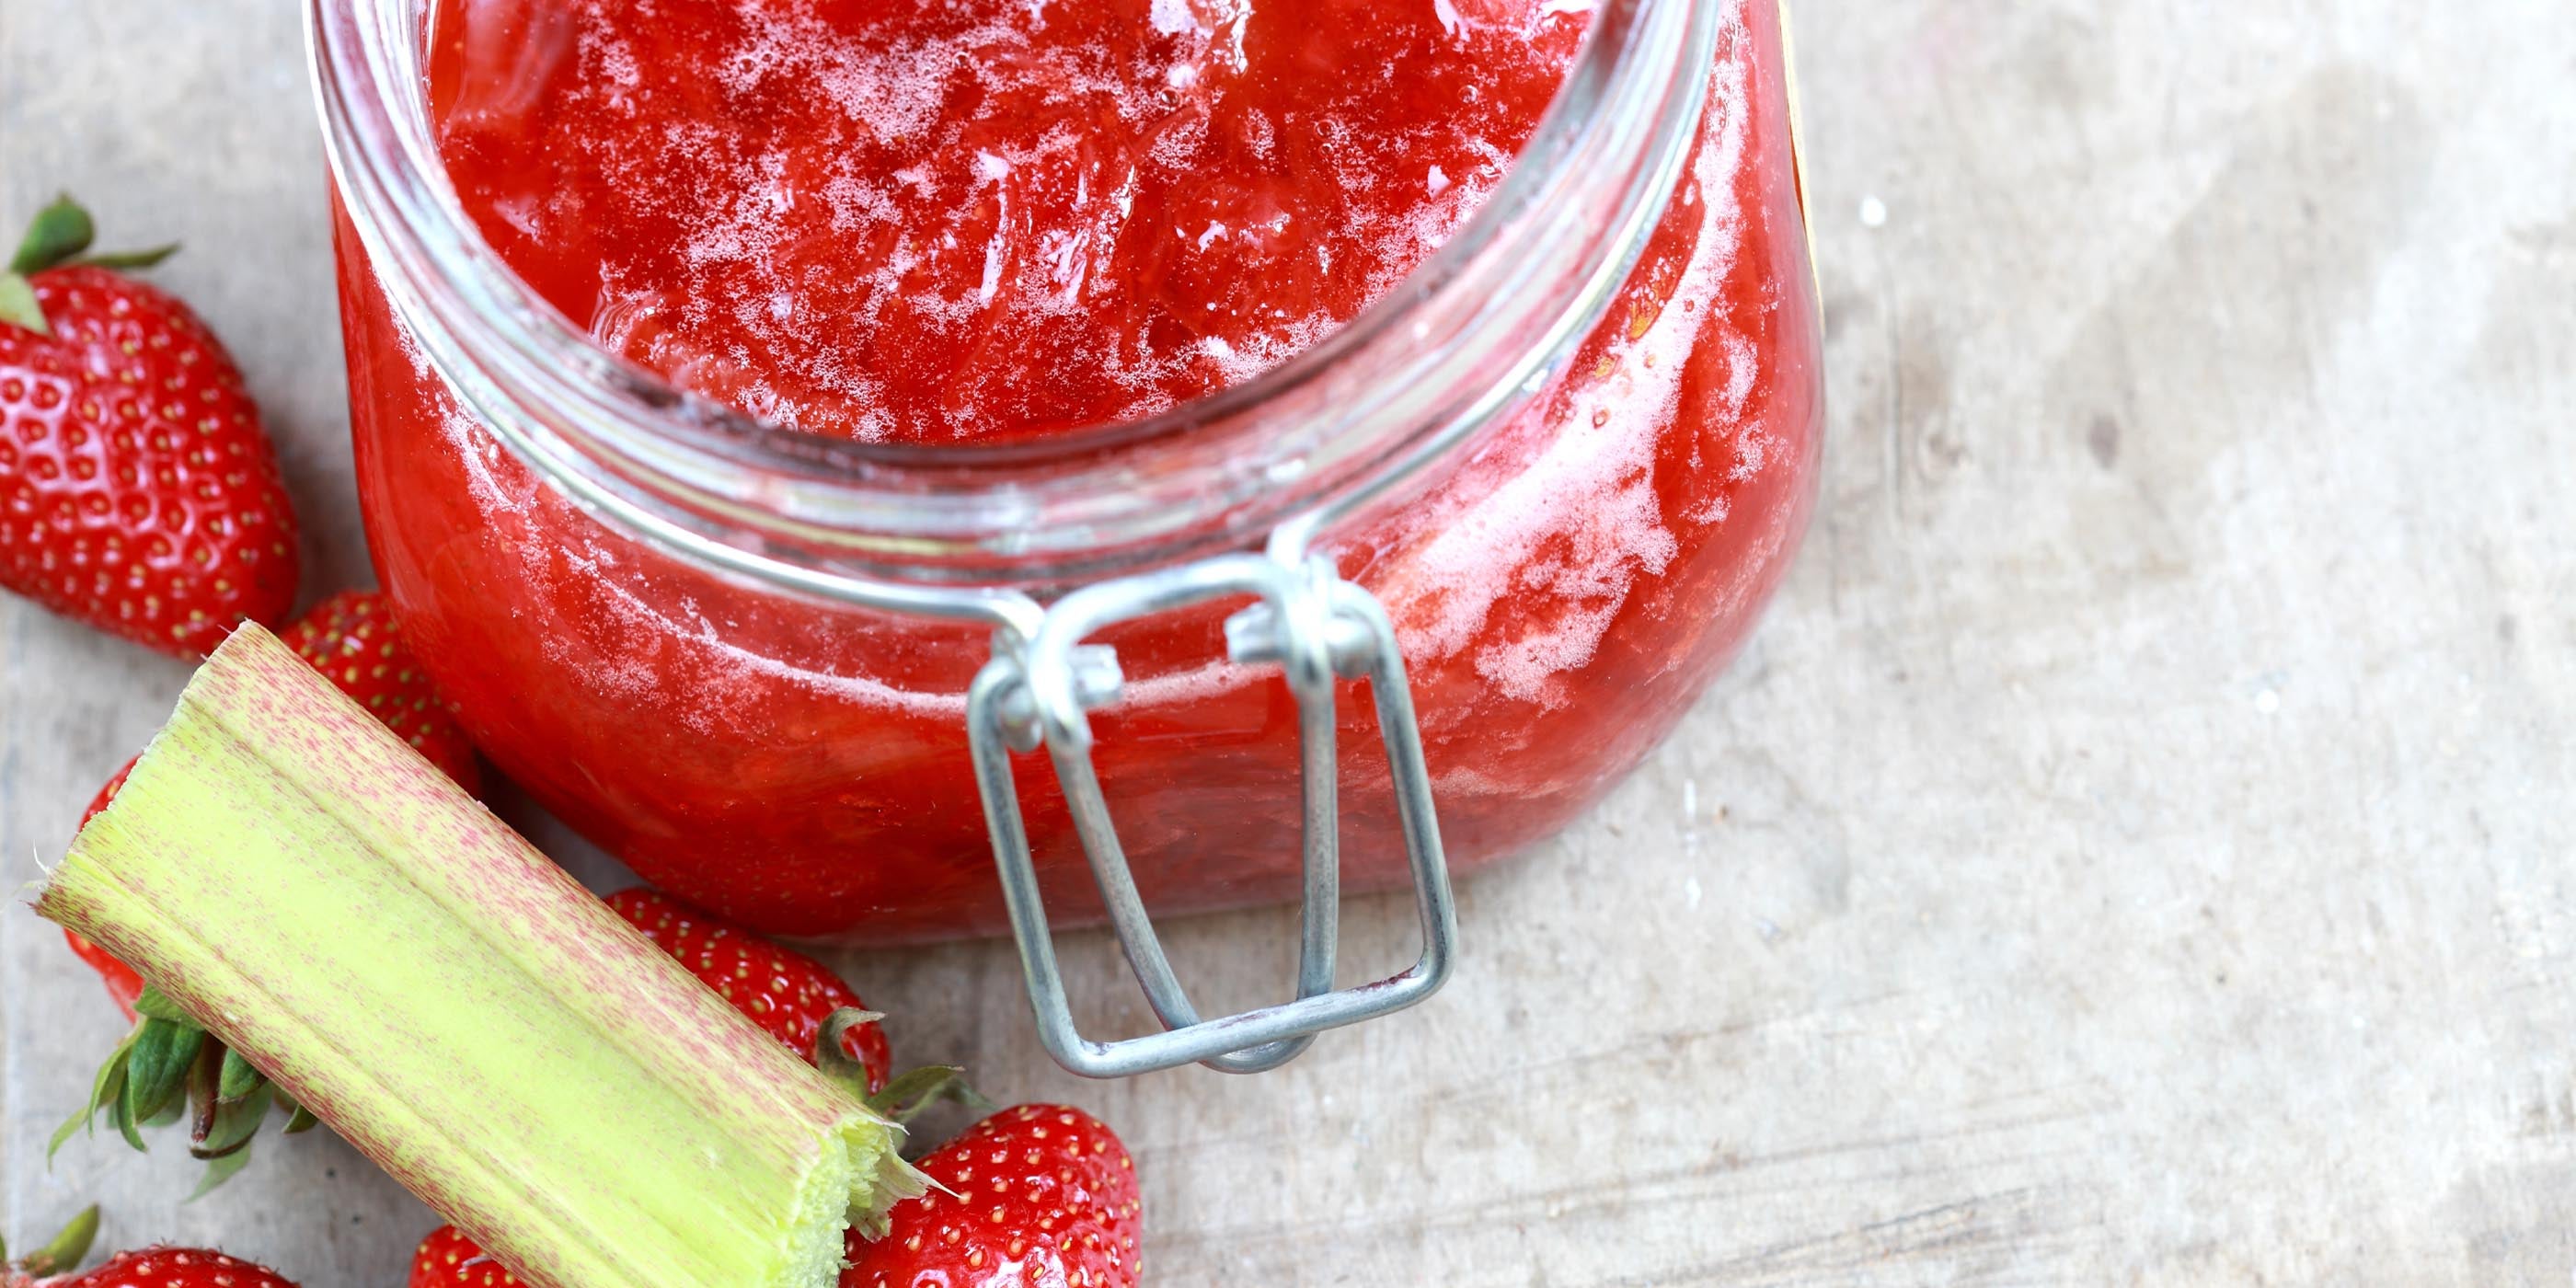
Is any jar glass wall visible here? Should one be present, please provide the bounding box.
[318,0,1823,940]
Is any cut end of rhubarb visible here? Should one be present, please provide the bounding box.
[761,1110,925,1284]
[40,625,916,1288]
[817,1118,933,1264]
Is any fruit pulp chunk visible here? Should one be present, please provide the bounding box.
[342,0,1825,937]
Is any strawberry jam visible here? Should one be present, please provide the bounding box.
[333,0,1823,938]
[425,0,1586,444]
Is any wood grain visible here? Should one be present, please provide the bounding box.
[6,1,2574,1283]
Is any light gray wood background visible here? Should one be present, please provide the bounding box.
[6,2,2573,1283]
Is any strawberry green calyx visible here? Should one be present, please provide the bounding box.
[818,1011,994,1140]
[3,1203,101,1279]
[0,271,47,336]
[50,982,305,1194]
[1,195,178,334]
[8,195,97,276]
[40,626,924,1288]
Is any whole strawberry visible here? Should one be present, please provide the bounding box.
[842,1104,1142,1288]
[1,1205,301,1288]
[0,195,297,657]
[606,888,890,1088]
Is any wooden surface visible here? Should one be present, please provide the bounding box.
[6,2,2573,1283]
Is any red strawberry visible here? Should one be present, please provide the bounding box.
[2,1205,300,1288]
[62,590,479,1019]
[842,1104,1142,1288]
[606,887,890,1089]
[407,1224,523,1288]
[0,195,296,657]
[278,590,481,792]
[51,1248,303,1288]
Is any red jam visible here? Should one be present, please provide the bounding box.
[337,0,1823,938]
[426,0,1585,443]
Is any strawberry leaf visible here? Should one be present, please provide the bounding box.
[193,1082,275,1160]
[132,984,191,1023]
[75,245,179,270]
[110,1083,145,1153]
[52,1027,140,1162]
[121,1018,203,1130]
[9,194,95,274]
[279,1096,321,1135]
[188,1137,256,1201]
[14,1202,100,1277]
[862,1064,991,1129]
[0,272,48,336]
[217,1046,263,1102]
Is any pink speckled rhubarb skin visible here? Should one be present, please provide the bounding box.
[40,626,915,1288]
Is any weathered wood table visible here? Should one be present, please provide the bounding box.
[6,2,2570,1282]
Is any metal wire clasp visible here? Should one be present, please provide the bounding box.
[965,550,1457,1077]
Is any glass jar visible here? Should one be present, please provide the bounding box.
[312,0,1822,957]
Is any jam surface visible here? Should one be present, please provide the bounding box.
[429,0,1585,442]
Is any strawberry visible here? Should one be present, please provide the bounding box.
[62,590,478,1020]
[50,1248,302,1288]
[0,195,296,657]
[605,887,890,1089]
[2,1205,300,1288]
[842,1104,1142,1288]
[407,1224,522,1288]
[277,590,482,792]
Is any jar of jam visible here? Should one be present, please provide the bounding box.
[312,0,1822,1072]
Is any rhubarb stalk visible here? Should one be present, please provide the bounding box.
[38,625,921,1288]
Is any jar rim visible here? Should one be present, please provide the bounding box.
[311,0,1720,585]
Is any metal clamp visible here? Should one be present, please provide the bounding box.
[967,551,1457,1077]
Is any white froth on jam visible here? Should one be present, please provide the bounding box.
[1370,18,1756,707]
